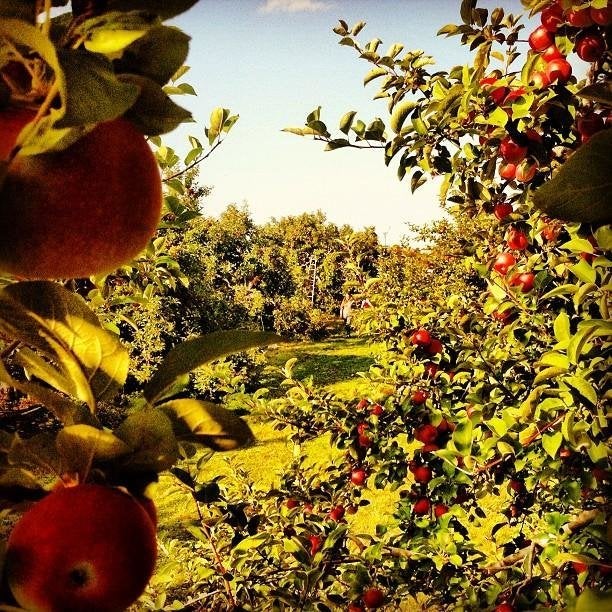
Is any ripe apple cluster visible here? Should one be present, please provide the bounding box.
[529,1,610,90]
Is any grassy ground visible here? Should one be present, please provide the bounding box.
[260,335,384,399]
[157,335,398,537]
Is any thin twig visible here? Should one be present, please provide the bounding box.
[163,139,224,183]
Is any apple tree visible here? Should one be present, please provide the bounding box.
[0,1,280,610]
[278,0,611,609]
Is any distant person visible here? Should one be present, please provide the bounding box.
[340,294,354,336]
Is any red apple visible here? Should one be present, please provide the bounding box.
[286,498,299,509]
[572,561,589,574]
[358,434,372,448]
[357,422,369,435]
[575,32,606,62]
[541,3,564,31]
[413,465,433,484]
[415,424,438,444]
[356,398,369,410]
[411,390,429,405]
[493,202,513,219]
[493,252,516,274]
[413,497,431,516]
[511,272,535,293]
[492,309,513,324]
[498,163,516,180]
[411,328,432,346]
[515,159,538,183]
[479,76,509,105]
[434,503,449,518]
[421,443,440,453]
[437,419,454,433]
[529,26,555,52]
[567,8,594,27]
[424,362,439,378]
[5,485,157,612]
[500,136,528,163]
[425,338,443,355]
[507,228,529,250]
[370,403,384,416]
[546,58,572,83]
[531,70,551,89]
[591,6,612,26]
[541,224,560,242]
[351,468,367,486]
[308,534,322,555]
[541,44,564,62]
[577,112,605,137]
[328,505,345,522]
[362,587,385,609]
[509,479,525,493]
[495,603,516,612]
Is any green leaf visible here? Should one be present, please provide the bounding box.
[0,282,129,405]
[575,588,612,612]
[339,111,357,135]
[570,260,597,284]
[542,431,563,459]
[0,360,82,424]
[56,424,130,477]
[389,100,417,133]
[553,312,571,343]
[115,25,190,85]
[144,331,281,403]
[576,82,612,106]
[207,107,229,145]
[452,420,473,455]
[564,376,598,406]
[562,238,595,254]
[159,399,254,451]
[55,49,140,128]
[106,0,200,19]
[537,351,570,369]
[115,409,179,472]
[121,73,192,135]
[533,130,612,224]
[364,67,387,85]
[594,225,612,250]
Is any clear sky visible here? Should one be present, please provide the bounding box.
[168,1,529,244]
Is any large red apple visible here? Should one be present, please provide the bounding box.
[575,33,606,63]
[5,484,157,612]
[0,108,162,279]
[493,252,516,275]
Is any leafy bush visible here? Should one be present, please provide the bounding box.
[272,296,330,340]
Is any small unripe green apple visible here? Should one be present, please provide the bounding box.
[5,484,157,612]
[0,109,162,279]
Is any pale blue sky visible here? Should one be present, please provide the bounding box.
[168,1,530,244]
